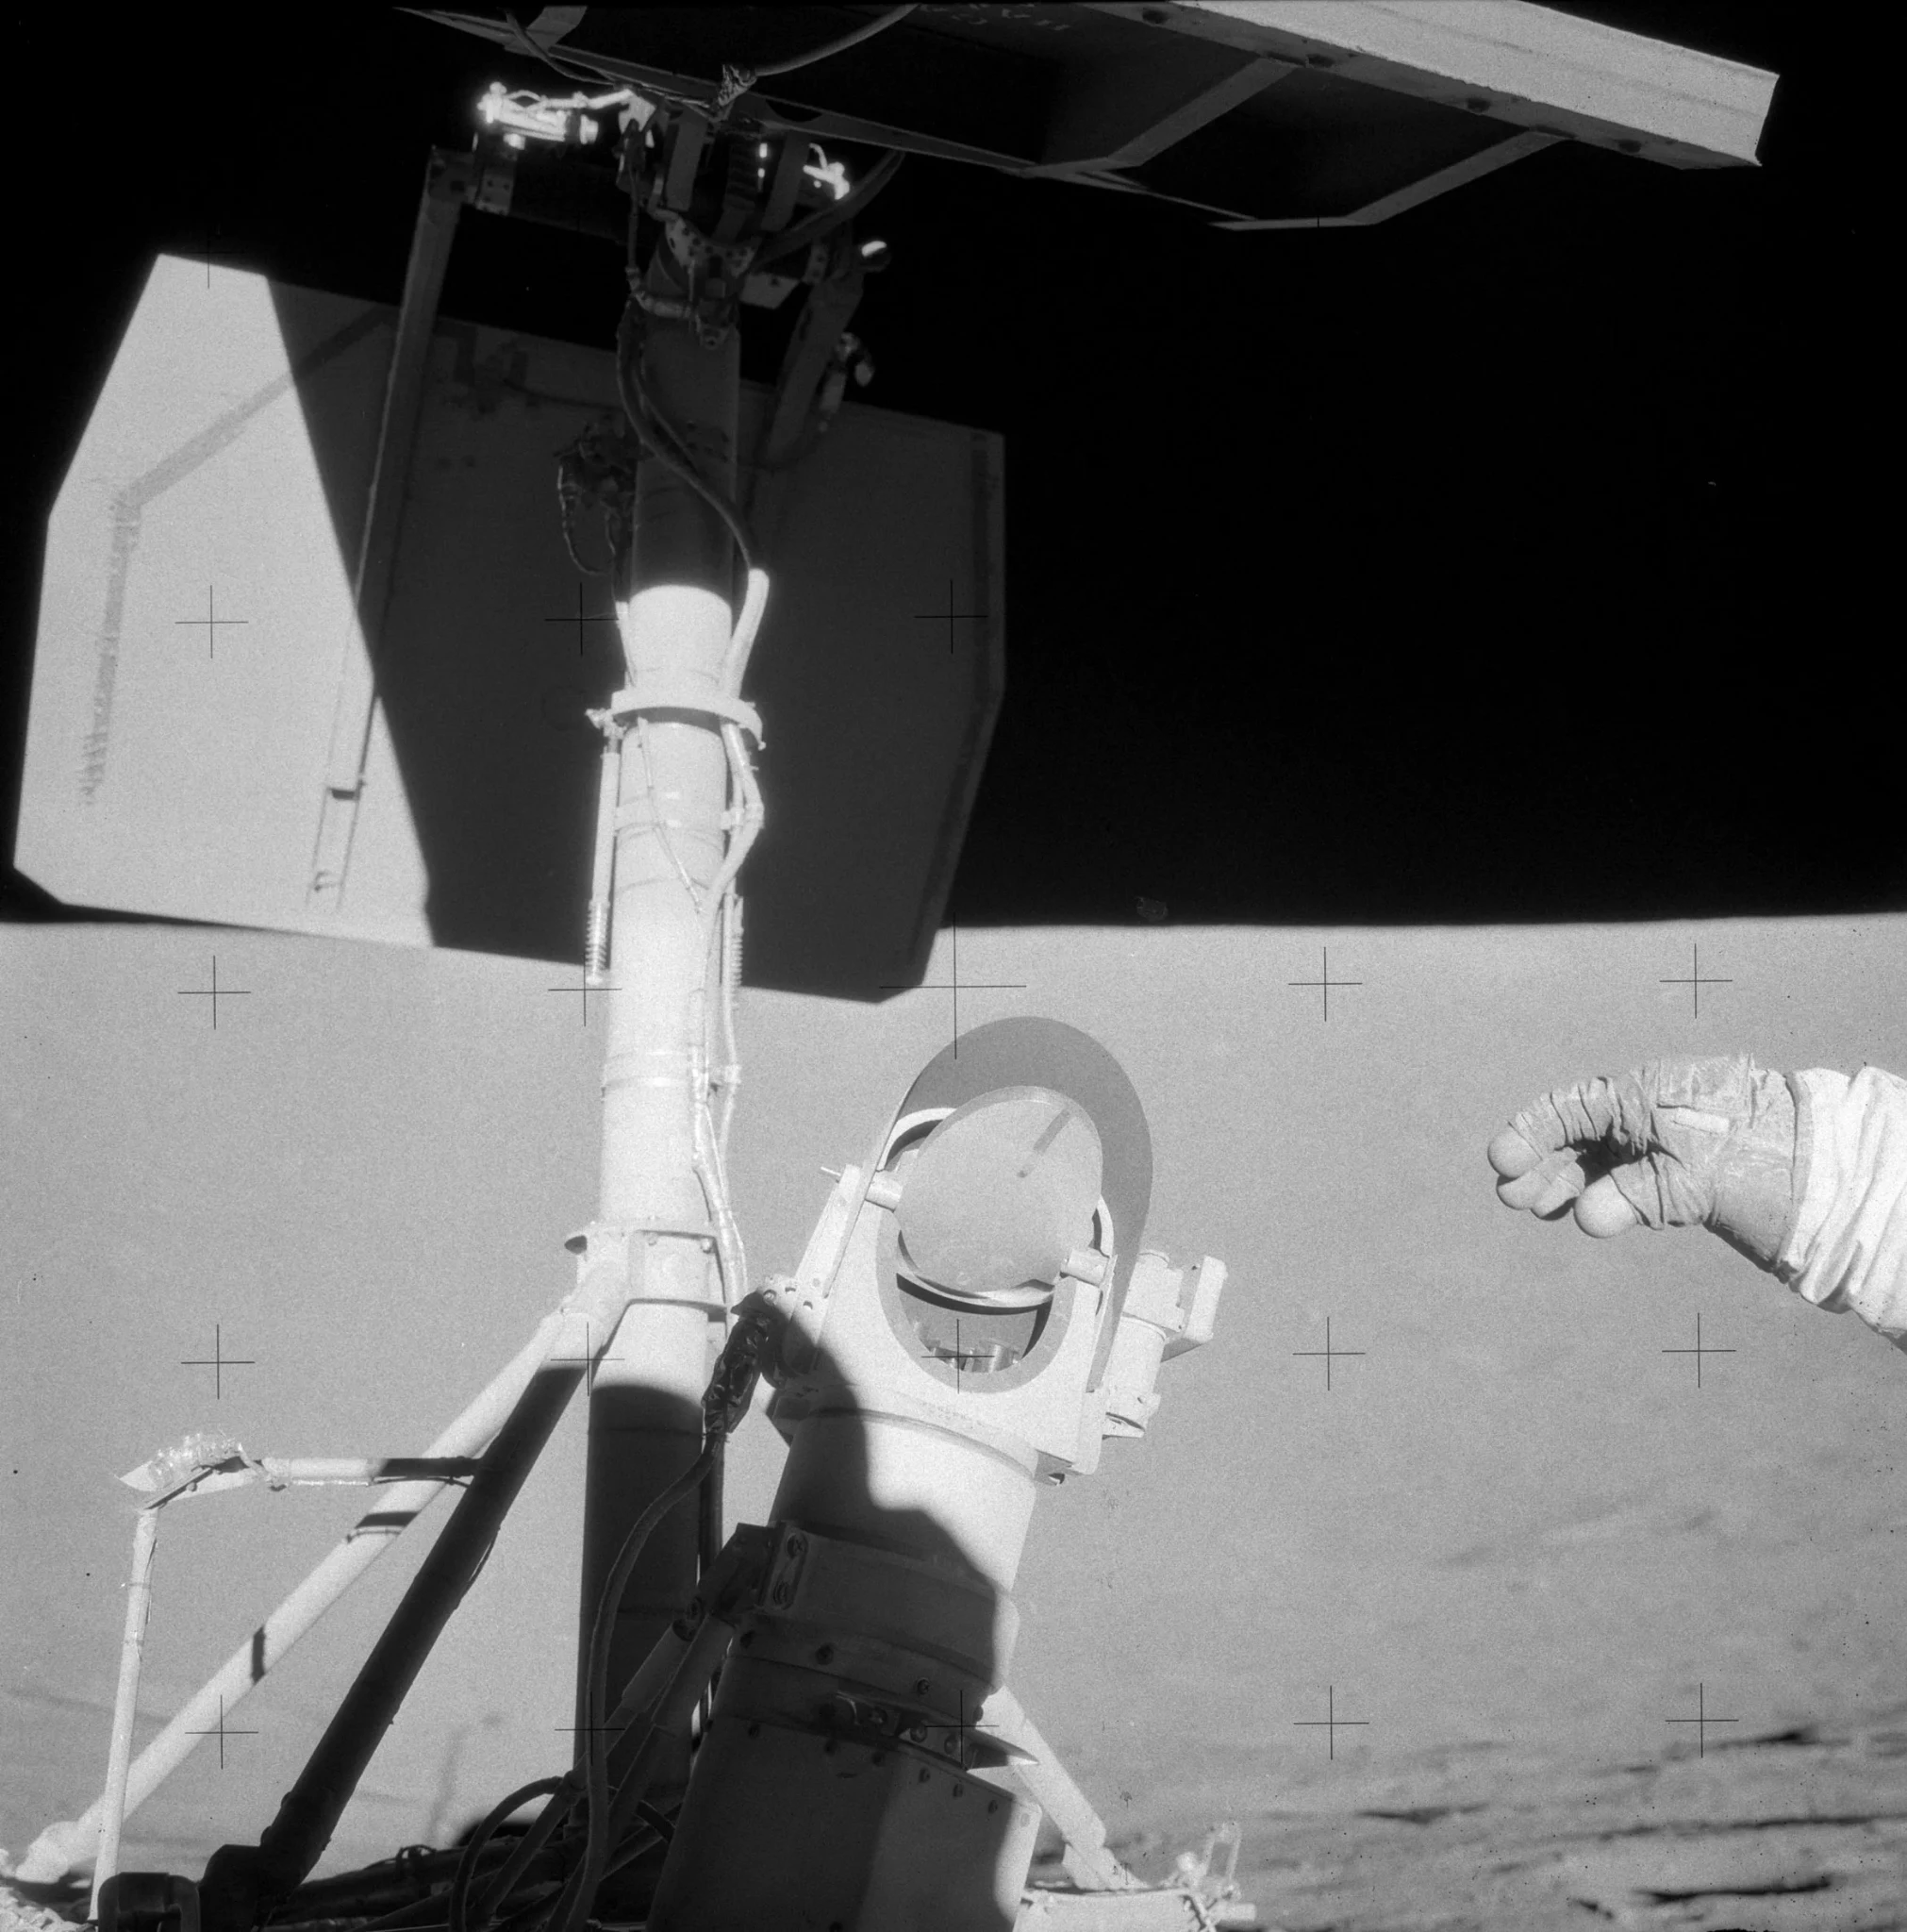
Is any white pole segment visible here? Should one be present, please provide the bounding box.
[981,1688,1141,1895]
[572,296,739,1790]
[90,1507,161,1919]
[19,1298,615,1886]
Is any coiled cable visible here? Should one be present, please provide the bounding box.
[539,1445,717,1932]
[445,1776,571,1932]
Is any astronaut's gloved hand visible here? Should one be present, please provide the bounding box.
[1487,1056,1799,1272]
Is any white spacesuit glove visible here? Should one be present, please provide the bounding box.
[1487,1055,1799,1271]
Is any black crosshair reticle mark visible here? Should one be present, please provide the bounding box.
[1666,1683,1738,1757]
[920,1319,974,1393]
[547,978,620,1025]
[545,583,622,659]
[548,1318,627,1378]
[1287,947,1364,1022]
[1660,1312,1736,1388]
[913,578,987,657]
[177,956,253,1028]
[1293,1687,1369,1760]
[941,1316,1004,1394]
[942,1686,1001,1760]
[1660,942,1733,1018]
[186,1694,259,1770]
[175,586,249,660]
[881,923,1025,1059]
[1292,1317,1366,1391]
[180,1324,257,1400]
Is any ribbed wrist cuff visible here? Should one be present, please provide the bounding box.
[1774,1068,1813,1282]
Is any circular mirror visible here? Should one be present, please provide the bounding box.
[893,1085,1103,1307]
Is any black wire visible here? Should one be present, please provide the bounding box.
[446,1776,567,1932]
[333,1907,442,1932]
[488,1891,567,1932]
[745,5,919,79]
[631,1802,675,1845]
[615,299,705,475]
[694,1433,725,1741]
[598,1823,663,1883]
[696,1432,725,1580]
[498,5,920,126]
[556,465,616,579]
[755,148,904,268]
[539,1446,716,1932]
[583,1445,717,1770]
[614,307,757,575]
[469,1787,581,1932]
[499,11,633,92]
[499,7,918,116]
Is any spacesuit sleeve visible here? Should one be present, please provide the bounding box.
[1778,1065,1907,1348]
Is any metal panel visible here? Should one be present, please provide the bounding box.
[15,254,1003,997]
[419,3,1775,227]
[14,258,423,945]
[1174,1,1778,167]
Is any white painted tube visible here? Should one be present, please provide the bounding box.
[981,1688,1138,1894]
[20,1302,601,1885]
[718,569,770,691]
[90,1507,160,1918]
[191,1457,482,1490]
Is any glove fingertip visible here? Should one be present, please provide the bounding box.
[1576,1179,1641,1239]
[1488,1126,1543,1178]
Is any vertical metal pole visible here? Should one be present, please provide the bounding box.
[91,1507,160,1920]
[576,271,738,1795]
[310,146,469,914]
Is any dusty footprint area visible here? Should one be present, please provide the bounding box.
[1115,1712,1907,1931]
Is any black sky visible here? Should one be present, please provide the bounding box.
[5,6,1896,931]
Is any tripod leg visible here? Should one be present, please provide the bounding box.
[199,1357,586,1932]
